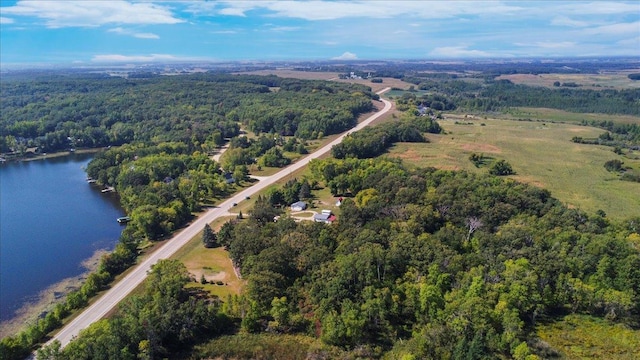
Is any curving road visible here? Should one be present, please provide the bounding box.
[44,88,392,350]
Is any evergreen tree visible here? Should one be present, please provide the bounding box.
[202,224,217,248]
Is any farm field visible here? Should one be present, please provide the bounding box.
[386,116,640,219]
[240,69,416,92]
[496,72,640,89]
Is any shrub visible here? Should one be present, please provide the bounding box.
[604,159,624,172]
[489,159,514,176]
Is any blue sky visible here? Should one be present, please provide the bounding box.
[1,1,638,65]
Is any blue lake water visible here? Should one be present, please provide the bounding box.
[0,153,124,322]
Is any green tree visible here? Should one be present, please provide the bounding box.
[299,180,311,200]
[489,159,514,176]
[202,224,217,248]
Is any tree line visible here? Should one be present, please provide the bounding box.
[331,110,442,159]
[1,73,376,155]
[397,76,640,116]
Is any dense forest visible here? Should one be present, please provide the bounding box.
[31,157,640,359]
[0,73,376,155]
[212,158,640,359]
[2,68,638,359]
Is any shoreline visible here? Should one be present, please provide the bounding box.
[0,148,103,164]
[0,249,108,339]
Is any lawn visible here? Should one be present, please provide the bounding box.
[171,216,245,299]
[386,116,640,219]
[537,315,640,360]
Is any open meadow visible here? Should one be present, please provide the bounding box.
[500,107,640,125]
[386,115,640,219]
[496,72,640,89]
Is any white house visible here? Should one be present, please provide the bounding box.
[290,201,307,211]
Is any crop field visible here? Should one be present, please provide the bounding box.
[240,69,416,92]
[537,315,640,359]
[386,116,640,219]
[495,72,640,89]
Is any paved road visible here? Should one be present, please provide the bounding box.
[44,88,391,350]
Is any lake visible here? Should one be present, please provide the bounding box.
[0,153,124,322]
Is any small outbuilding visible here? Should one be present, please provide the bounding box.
[313,213,336,224]
[290,201,307,212]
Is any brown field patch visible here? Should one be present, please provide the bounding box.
[567,127,596,133]
[394,149,423,162]
[511,175,546,189]
[460,143,502,153]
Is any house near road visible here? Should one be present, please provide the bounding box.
[290,201,307,211]
[223,173,235,184]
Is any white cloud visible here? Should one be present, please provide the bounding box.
[557,1,640,15]
[108,27,159,39]
[211,30,238,34]
[583,21,640,35]
[332,52,358,60]
[516,41,577,49]
[2,1,183,28]
[92,54,185,62]
[617,36,640,46]
[269,26,301,32]
[551,16,589,28]
[134,32,160,39]
[429,46,491,58]
[208,1,522,21]
[0,16,15,24]
[218,7,249,17]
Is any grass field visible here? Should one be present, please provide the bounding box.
[496,72,640,89]
[386,116,640,219]
[192,333,320,360]
[501,107,640,125]
[537,315,640,360]
[171,216,245,299]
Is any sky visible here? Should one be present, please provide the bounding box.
[0,0,639,65]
